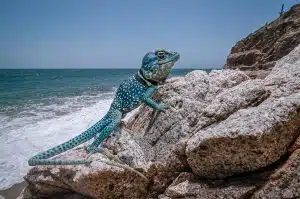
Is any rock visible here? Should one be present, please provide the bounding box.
[23,44,300,198]
[205,69,250,102]
[289,136,300,154]
[23,146,149,199]
[252,149,300,199]
[226,50,263,70]
[186,44,300,179]
[18,186,91,199]
[224,4,300,78]
[24,68,258,198]
[187,93,300,178]
[264,44,300,98]
[202,79,269,121]
[162,172,258,199]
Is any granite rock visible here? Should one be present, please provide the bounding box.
[162,172,257,199]
[186,44,300,179]
[252,149,300,199]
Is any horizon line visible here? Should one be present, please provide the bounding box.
[0,67,223,70]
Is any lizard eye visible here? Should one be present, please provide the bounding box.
[155,49,166,59]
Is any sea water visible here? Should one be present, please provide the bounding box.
[0,68,207,189]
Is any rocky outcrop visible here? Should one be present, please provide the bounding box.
[187,93,300,178]
[159,172,258,199]
[187,44,300,178]
[252,149,300,199]
[224,4,300,79]
[20,42,300,199]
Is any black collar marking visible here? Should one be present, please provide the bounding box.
[134,70,159,87]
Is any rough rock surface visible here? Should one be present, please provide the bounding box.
[22,136,150,199]
[252,149,300,199]
[160,172,258,199]
[224,4,300,78]
[186,45,300,179]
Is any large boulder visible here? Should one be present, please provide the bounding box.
[186,44,300,179]
[22,145,150,199]
[186,93,300,178]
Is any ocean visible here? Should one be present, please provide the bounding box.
[0,68,210,190]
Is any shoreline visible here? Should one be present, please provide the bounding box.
[0,181,27,199]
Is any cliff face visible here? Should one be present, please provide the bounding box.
[224,4,300,79]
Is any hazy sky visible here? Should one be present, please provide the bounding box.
[0,0,298,69]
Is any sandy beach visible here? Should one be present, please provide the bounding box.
[0,182,27,199]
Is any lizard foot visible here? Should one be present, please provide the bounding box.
[158,104,169,113]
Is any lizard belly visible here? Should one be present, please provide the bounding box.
[121,100,142,113]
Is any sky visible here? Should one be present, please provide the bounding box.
[0,0,299,69]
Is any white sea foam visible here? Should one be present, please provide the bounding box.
[0,95,114,190]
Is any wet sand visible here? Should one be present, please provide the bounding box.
[0,181,27,199]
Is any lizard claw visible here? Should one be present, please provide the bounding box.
[158,104,169,113]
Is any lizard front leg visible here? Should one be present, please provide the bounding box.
[142,87,167,112]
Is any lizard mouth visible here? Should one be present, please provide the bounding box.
[151,52,180,83]
[158,52,180,65]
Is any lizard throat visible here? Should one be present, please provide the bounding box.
[135,70,159,87]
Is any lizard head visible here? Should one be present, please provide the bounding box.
[140,49,180,84]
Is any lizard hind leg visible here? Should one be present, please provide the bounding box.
[87,110,122,153]
[28,114,111,166]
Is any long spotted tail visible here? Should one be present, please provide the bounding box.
[28,113,111,166]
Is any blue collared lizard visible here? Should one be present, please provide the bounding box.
[28,49,180,166]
